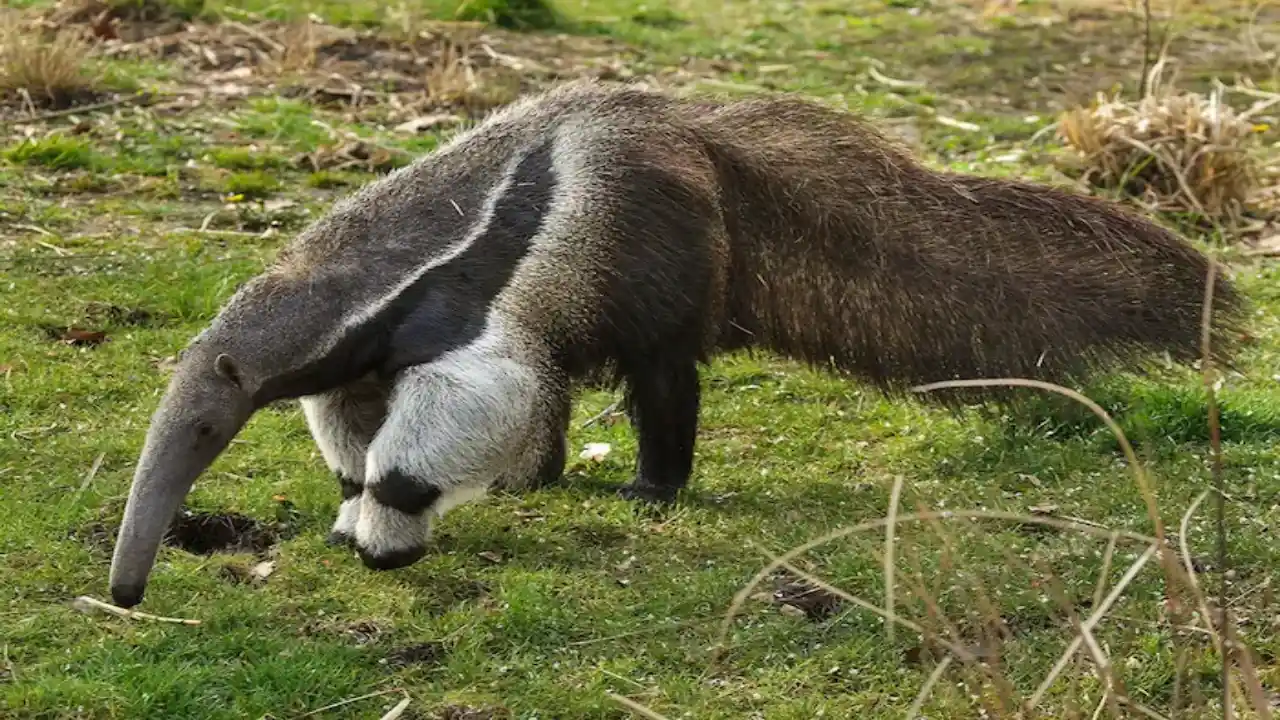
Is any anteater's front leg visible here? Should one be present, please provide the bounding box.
[299,376,391,547]
[353,351,552,571]
[618,356,701,504]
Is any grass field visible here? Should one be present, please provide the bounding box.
[2,0,1279,718]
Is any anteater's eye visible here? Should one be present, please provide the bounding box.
[196,423,215,438]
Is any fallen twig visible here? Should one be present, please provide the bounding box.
[581,400,621,428]
[71,595,202,626]
[13,224,55,238]
[5,92,158,125]
[933,115,981,132]
[907,654,954,720]
[867,66,926,90]
[290,688,405,719]
[74,452,105,497]
[606,692,672,720]
[377,695,412,720]
[884,474,904,645]
[174,226,272,238]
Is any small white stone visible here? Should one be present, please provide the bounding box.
[579,442,611,462]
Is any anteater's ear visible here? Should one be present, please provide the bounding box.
[214,353,244,390]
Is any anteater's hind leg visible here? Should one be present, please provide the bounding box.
[353,338,554,571]
[529,390,571,491]
[618,356,701,504]
[299,375,391,547]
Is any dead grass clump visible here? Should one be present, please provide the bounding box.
[273,18,322,74]
[423,36,521,113]
[1057,60,1273,231]
[0,17,102,110]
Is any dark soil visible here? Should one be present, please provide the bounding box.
[83,301,163,327]
[773,575,844,621]
[384,641,446,668]
[162,508,278,555]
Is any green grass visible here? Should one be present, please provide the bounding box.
[1,0,1279,717]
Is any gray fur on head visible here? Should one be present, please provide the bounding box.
[108,78,1244,608]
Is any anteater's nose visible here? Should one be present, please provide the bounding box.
[110,583,145,609]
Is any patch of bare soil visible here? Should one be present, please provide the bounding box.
[58,10,641,124]
[44,0,197,40]
[383,641,447,668]
[162,508,278,555]
[751,569,845,622]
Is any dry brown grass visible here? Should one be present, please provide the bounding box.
[1057,58,1274,231]
[272,17,322,74]
[0,15,101,110]
[422,33,522,113]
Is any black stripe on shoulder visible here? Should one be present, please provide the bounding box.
[251,137,559,404]
[381,136,559,372]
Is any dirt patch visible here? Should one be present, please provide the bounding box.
[771,574,844,621]
[82,301,163,327]
[297,617,391,645]
[342,620,385,646]
[66,12,638,124]
[823,1,1279,115]
[46,0,203,39]
[383,641,446,668]
[162,508,278,556]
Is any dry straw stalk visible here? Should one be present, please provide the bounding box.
[1058,58,1271,230]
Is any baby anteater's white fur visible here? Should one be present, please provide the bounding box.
[108,78,1243,609]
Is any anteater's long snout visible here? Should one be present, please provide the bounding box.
[109,377,250,608]
[108,427,205,608]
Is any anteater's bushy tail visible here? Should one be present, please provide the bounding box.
[690,95,1245,396]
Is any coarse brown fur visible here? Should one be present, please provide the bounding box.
[692,92,1242,392]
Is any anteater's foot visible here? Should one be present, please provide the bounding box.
[325,530,355,548]
[617,480,680,505]
[357,543,428,571]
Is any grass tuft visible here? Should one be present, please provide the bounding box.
[222,170,281,199]
[273,17,322,74]
[1057,58,1273,231]
[0,16,101,110]
[423,34,522,113]
[3,136,98,170]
